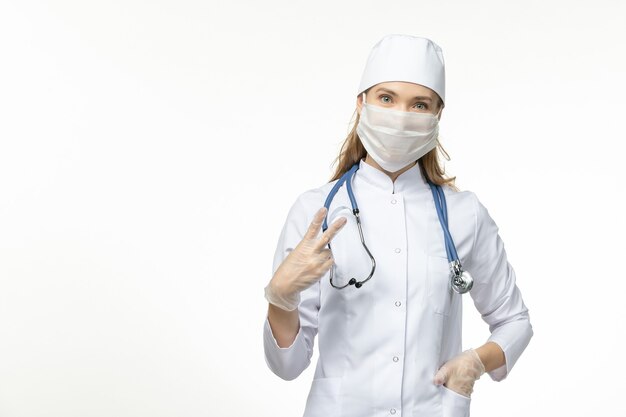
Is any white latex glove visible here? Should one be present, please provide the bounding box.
[433,348,486,398]
[264,207,347,311]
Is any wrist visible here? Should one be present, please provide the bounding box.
[474,342,504,374]
[264,281,300,311]
[469,348,486,375]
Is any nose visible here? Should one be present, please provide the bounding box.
[392,104,429,113]
[391,104,411,112]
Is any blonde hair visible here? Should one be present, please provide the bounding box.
[328,93,459,192]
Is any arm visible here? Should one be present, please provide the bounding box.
[267,303,300,348]
[475,341,506,374]
[262,195,320,381]
[467,192,534,382]
[263,280,320,381]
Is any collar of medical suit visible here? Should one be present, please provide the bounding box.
[356,158,429,194]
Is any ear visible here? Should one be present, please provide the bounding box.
[356,94,363,116]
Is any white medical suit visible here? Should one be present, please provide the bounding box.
[263,158,534,417]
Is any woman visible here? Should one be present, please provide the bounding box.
[262,34,533,417]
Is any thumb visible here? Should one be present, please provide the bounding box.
[433,366,448,386]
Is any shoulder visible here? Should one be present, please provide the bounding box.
[438,186,497,235]
[458,189,501,242]
[299,180,338,203]
[439,184,490,210]
[439,184,478,213]
[284,179,341,226]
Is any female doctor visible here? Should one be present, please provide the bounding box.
[262,34,533,417]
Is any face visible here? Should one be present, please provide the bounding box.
[356,81,443,119]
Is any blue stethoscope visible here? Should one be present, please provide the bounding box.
[322,161,474,294]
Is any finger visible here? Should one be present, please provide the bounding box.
[316,249,332,264]
[320,256,335,271]
[304,207,327,240]
[315,216,347,250]
[433,367,448,385]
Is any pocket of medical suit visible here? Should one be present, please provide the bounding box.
[427,254,455,316]
[303,377,343,417]
[440,384,471,417]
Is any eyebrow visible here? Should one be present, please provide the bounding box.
[374,87,433,101]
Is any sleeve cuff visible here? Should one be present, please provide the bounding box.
[484,339,508,382]
[264,315,302,350]
[485,319,534,382]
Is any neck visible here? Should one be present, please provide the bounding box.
[363,155,418,183]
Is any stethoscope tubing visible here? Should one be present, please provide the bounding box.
[322,164,359,231]
[429,182,459,262]
[322,161,472,293]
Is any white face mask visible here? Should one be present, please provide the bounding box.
[356,93,442,173]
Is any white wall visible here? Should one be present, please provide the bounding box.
[0,0,624,416]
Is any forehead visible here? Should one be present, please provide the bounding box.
[371,81,436,99]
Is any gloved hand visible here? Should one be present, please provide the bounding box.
[264,207,347,311]
[433,348,486,398]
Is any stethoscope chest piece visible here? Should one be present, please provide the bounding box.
[449,260,473,294]
[451,270,474,294]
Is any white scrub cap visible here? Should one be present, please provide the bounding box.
[356,34,446,105]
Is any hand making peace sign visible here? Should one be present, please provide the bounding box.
[265,207,347,311]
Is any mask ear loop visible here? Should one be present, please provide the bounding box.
[436,103,444,118]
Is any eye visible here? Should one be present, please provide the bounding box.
[413,102,428,110]
[380,95,392,104]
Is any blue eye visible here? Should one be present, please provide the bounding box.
[414,103,427,110]
[380,95,392,103]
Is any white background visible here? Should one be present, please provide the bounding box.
[1,1,624,416]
